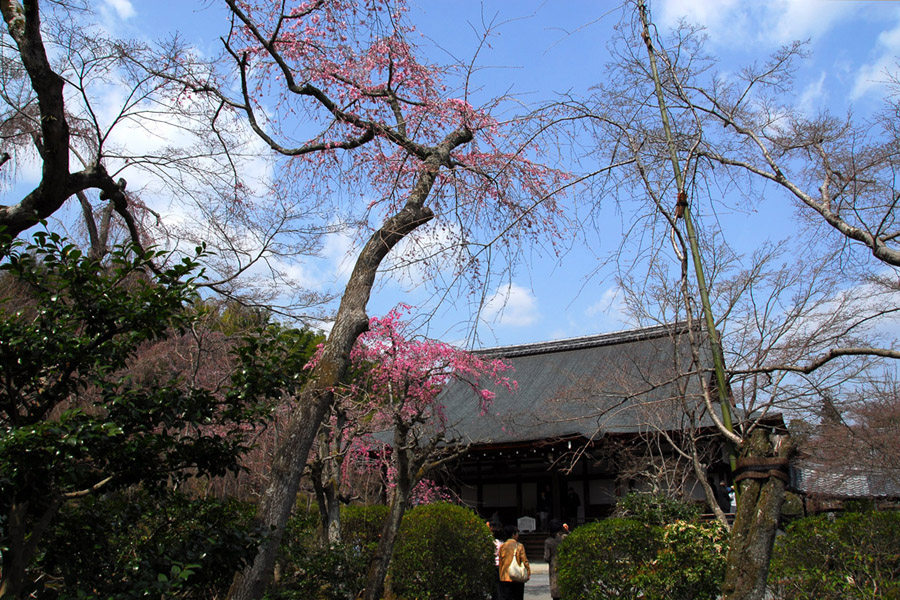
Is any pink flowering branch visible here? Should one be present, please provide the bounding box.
[209,2,566,597]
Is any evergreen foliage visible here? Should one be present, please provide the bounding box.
[38,491,258,599]
[613,491,702,525]
[340,504,390,550]
[558,518,662,600]
[388,502,495,600]
[0,230,319,597]
[557,515,727,600]
[768,510,900,599]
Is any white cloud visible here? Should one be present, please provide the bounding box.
[659,0,853,48]
[321,225,358,282]
[585,286,634,331]
[586,287,623,318]
[797,72,827,116]
[381,220,464,287]
[481,283,539,328]
[851,19,900,100]
[103,0,135,20]
[770,0,850,46]
[257,220,358,295]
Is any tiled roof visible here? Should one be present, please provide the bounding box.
[793,462,900,498]
[439,323,717,446]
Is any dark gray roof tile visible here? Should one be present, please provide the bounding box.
[440,323,717,445]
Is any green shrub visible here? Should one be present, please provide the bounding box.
[557,517,725,600]
[341,504,389,550]
[769,510,900,600]
[268,506,387,600]
[269,542,369,600]
[269,504,383,600]
[388,502,494,600]
[613,491,701,525]
[638,520,728,600]
[843,498,877,513]
[558,518,662,600]
[38,490,258,599]
[269,505,346,600]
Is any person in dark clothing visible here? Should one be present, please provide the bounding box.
[714,480,731,513]
[537,488,551,530]
[543,520,567,600]
[565,487,580,523]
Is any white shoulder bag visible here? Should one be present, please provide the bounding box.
[507,543,529,583]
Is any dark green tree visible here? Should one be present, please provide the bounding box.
[0,230,315,598]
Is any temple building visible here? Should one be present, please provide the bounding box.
[436,323,732,529]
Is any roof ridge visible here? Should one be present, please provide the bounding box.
[476,322,693,358]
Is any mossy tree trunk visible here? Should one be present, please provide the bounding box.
[722,429,793,600]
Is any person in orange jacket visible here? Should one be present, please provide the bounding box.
[497,525,530,600]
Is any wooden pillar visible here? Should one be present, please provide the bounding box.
[515,453,523,517]
[552,467,562,522]
[581,451,590,522]
[476,455,484,513]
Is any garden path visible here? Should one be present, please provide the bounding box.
[523,562,550,600]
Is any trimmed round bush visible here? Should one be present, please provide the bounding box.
[558,518,662,600]
[769,510,900,600]
[388,502,495,600]
[558,517,725,600]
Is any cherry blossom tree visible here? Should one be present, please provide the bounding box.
[3,2,566,595]
[325,307,514,600]
[178,2,569,597]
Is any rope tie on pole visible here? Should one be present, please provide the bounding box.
[733,457,790,484]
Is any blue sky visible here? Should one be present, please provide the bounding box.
[30,0,900,347]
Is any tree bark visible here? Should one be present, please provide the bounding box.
[310,457,342,546]
[1,0,149,247]
[362,423,420,600]
[227,128,472,600]
[363,489,409,600]
[722,429,793,600]
[1,498,62,599]
[227,205,431,600]
[1,0,70,236]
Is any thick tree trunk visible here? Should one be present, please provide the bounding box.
[1,0,71,236]
[227,203,431,600]
[311,463,342,546]
[1,499,61,599]
[361,421,426,600]
[228,129,471,600]
[722,429,793,600]
[322,481,341,545]
[362,490,409,600]
[312,434,344,546]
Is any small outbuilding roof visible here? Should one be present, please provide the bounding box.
[440,323,717,446]
[793,462,900,499]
